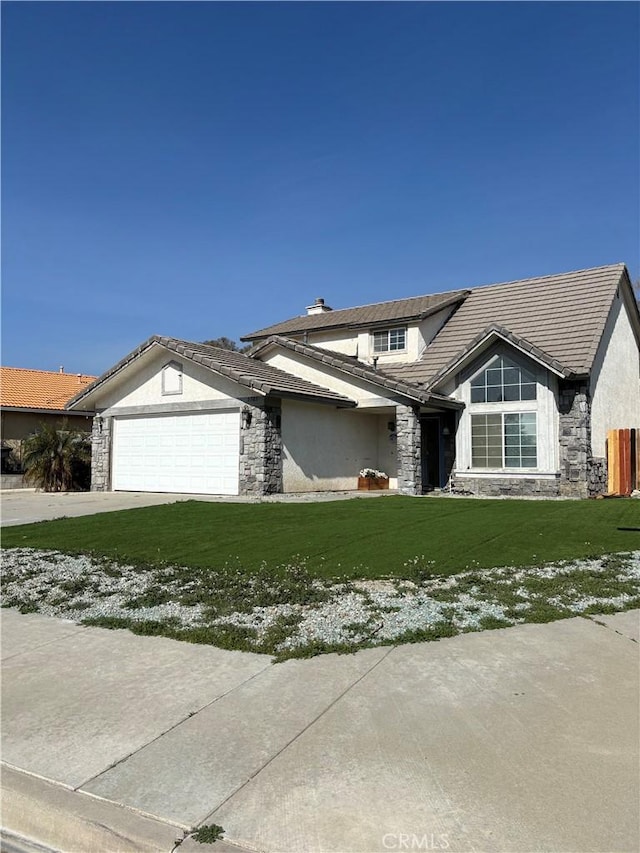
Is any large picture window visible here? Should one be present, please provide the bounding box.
[471,412,537,468]
[470,356,536,403]
[372,327,406,353]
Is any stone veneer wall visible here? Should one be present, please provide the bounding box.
[455,475,561,497]
[558,380,592,498]
[396,405,422,495]
[587,457,607,497]
[0,473,28,489]
[238,400,283,496]
[90,416,112,492]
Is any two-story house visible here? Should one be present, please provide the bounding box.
[68,263,640,498]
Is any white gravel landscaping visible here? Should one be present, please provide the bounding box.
[2,548,639,658]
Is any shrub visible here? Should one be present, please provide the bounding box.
[23,420,91,492]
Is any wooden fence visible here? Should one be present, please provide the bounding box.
[607,428,639,495]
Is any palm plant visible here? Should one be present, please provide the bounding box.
[22,420,91,492]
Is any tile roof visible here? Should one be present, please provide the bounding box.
[67,336,356,410]
[363,264,630,387]
[250,336,463,409]
[242,290,469,340]
[1,367,96,411]
[420,323,575,388]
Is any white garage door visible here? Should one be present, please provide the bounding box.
[112,411,240,495]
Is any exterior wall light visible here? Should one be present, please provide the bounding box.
[241,408,252,429]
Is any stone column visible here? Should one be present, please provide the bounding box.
[396,405,422,495]
[558,381,591,498]
[90,415,112,492]
[238,400,283,496]
[587,458,607,497]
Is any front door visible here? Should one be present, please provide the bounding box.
[421,417,442,491]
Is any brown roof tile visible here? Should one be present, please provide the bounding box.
[1,367,96,411]
[376,264,628,387]
[242,290,469,340]
[67,336,356,410]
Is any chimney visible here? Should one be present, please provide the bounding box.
[306,297,333,316]
[59,366,64,373]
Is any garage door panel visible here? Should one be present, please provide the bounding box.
[112,412,240,495]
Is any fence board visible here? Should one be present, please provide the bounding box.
[607,428,638,495]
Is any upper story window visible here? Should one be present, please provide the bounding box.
[161,361,183,395]
[470,355,536,403]
[372,327,407,353]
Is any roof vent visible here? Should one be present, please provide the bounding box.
[306,297,333,316]
[59,366,64,373]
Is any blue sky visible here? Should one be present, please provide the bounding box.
[3,1,638,375]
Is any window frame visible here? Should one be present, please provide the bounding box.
[471,411,538,470]
[371,326,407,354]
[161,360,183,396]
[470,355,537,403]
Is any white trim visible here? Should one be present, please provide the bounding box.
[455,345,559,474]
[432,330,567,391]
[371,326,408,355]
[161,360,183,396]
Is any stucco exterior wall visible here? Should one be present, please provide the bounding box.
[417,307,459,355]
[281,401,384,492]
[1,410,92,442]
[90,347,247,411]
[377,415,398,486]
[300,307,455,366]
[1,410,92,474]
[301,329,359,357]
[262,350,399,407]
[590,291,640,457]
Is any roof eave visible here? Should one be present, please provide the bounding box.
[4,406,94,416]
[274,390,356,408]
[428,327,573,391]
[66,336,163,409]
[241,291,471,342]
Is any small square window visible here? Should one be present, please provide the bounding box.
[372,327,406,353]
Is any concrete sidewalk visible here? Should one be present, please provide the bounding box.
[1,608,639,853]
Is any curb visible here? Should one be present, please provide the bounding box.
[1,765,175,853]
[1,766,256,853]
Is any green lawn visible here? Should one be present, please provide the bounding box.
[2,496,639,578]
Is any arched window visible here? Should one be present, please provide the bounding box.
[470,356,536,403]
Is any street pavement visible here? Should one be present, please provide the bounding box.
[1,607,638,853]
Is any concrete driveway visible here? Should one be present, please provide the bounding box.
[0,488,391,527]
[0,490,198,527]
[1,608,638,853]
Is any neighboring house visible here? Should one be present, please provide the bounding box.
[1,367,95,485]
[67,263,640,498]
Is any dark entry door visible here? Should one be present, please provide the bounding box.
[421,417,442,491]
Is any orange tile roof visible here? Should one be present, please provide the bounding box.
[0,367,97,411]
